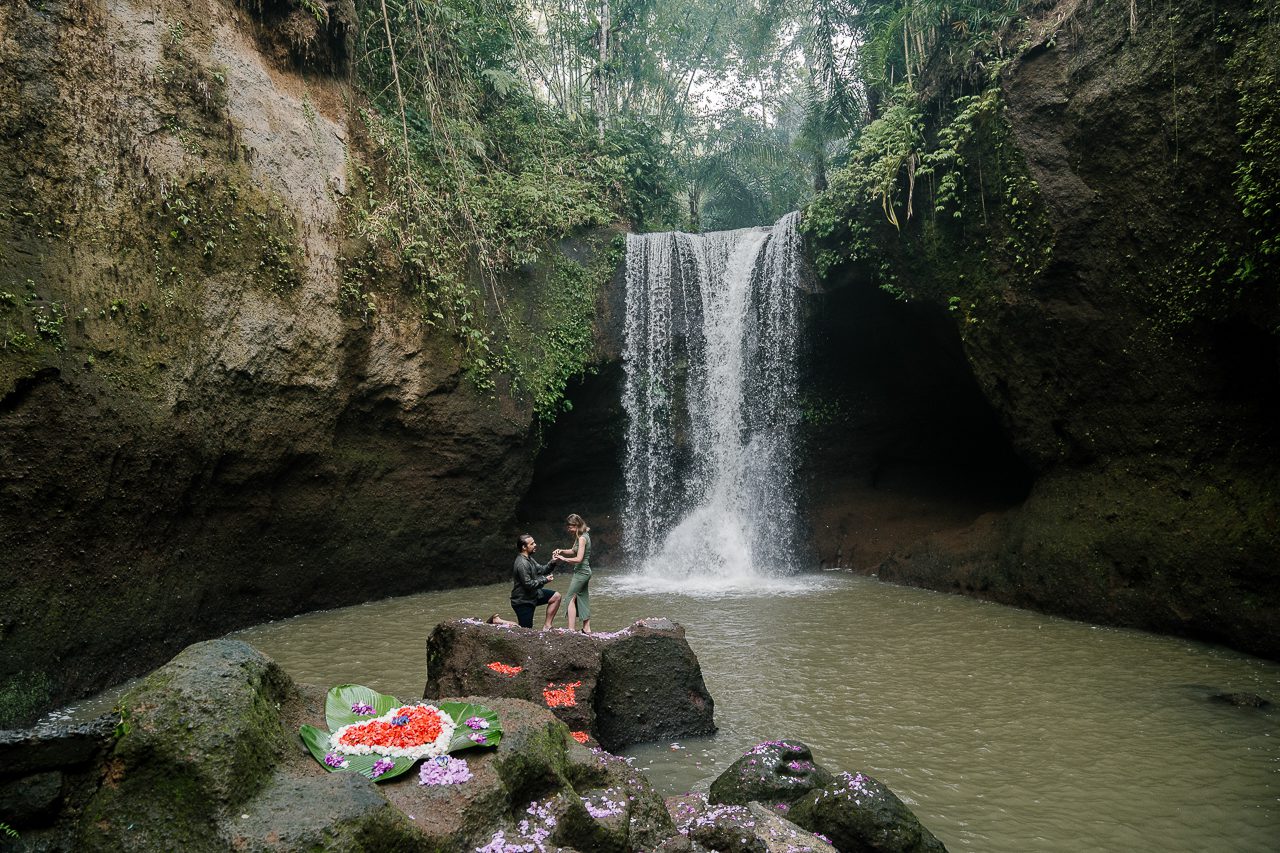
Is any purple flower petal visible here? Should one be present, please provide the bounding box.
[418,755,472,786]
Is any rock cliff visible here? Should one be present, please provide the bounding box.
[0,0,616,716]
[804,0,1279,657]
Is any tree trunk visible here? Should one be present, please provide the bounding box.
[593,0,611,141]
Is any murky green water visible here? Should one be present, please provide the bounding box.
[230,573,1279,852]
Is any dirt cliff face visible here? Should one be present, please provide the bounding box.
[806,0,1279,657]
[0,0,607,714]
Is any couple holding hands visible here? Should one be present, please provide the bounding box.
[509,514,593,632]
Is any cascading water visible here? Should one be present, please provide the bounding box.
[621,211,806,586]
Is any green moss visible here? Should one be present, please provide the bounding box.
[498,234,622,425]
[148,171,303,297]
[0,670,53,728]
[1155,0,1279,333]
[492,719,573,808]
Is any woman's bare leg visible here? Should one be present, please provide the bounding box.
[582,618,591,634]
[543,593,561,630]
[566,596,578,632]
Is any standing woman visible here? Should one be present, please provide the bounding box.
[553,514,593,633]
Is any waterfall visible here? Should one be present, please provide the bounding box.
[621,211,806,585]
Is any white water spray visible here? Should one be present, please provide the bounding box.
[621,212,806,587]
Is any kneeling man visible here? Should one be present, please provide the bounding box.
[511,534,561,629]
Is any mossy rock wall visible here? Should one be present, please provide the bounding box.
[0,0,620,717]
[805,0,1279,656]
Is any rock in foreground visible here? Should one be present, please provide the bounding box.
[424,617,716,750]
[709,739,948,853]
[662,794,838,853]
[708,739,836,808]
[15,639,679,852]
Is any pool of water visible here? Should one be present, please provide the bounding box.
[231,573,1279,852]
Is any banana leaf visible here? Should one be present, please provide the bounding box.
[325,684,401,731]
[299,723,418,782]
[439,701,503,752]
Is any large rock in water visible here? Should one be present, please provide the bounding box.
[708,741,948,853]
[789,772,947,853]
[424,617,716,750]
[708,739,836,808]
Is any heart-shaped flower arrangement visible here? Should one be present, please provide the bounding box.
[331,703,455,760]
[300,684,501,782]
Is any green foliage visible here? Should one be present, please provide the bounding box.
[31,299,66,349]
[150,172,302,296]
[852,85,925,229]
[803,80,1052,307]
[0,670,53,728]
[0,279,68,355]
[345,0,676,412]
[498,240,621,425]
[694,118,813,231]
[1230,0,1279,273]
[1153,0,1279,332]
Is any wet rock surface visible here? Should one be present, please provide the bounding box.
[800,0,1280,659]
[788,772,947,853]
[78,640,301,852]
[708,739,836,808]
[707,742,948,853]
[666,795,838,853]
[424,617,716,750]
[0,0,621,716]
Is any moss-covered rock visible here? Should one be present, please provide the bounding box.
[788,772,947,853]
[223,770,426,852]
[801,0,1280,658]
[46,643,683,852]
[77,640,298,851]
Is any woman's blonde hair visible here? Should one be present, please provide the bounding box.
[566,513,589,533]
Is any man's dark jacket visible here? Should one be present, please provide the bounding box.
[511,553,552,606]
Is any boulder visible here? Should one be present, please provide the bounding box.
[0,770,63,824]
[222,770,425,852]
[789,772,947,853]
[596,619,718,749]
[0,713,115,838]
[424,617,715,750]
[708,739,835,808]
[77,640,301,852]
[0,714,115,776]
[665,794,837,852]
[380,695,578,849]
[707,743,948,853]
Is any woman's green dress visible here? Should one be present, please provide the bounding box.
[564,532,592,621]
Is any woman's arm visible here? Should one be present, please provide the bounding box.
[556,535,586,565]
